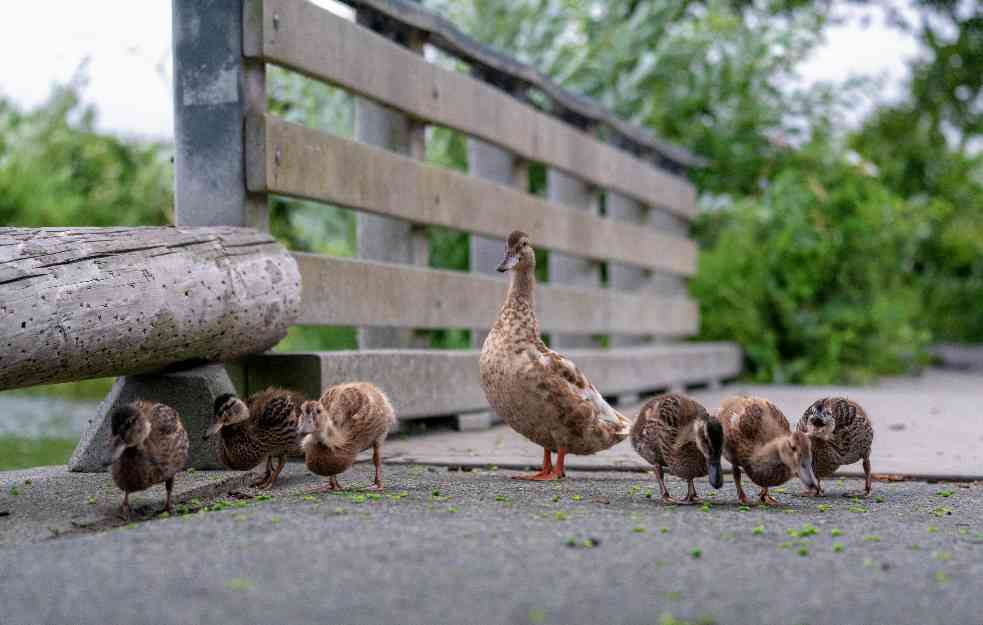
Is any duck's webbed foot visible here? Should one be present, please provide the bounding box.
[513,448,563,481]
[800,481,824,497]
[678,480,702,506]
[117,493,131,521]
[318,476,344,492]
[251,456,274,488]
[758,489,780,506]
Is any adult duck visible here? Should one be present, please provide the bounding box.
[479,231,631,480]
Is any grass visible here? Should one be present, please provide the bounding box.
[4,377,114,401]
[0,436,78,470]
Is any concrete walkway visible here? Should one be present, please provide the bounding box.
[385,368,983,480]
[1,463,982,625]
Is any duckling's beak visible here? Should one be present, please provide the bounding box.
[798,456,819,491]
[496,252,518,272]
[203,422,222,440]
[708,460,723,490]
[298,423,315,436]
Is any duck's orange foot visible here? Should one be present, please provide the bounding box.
[512,470,563,481]
[759,492,780,506]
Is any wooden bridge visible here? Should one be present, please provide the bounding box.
[0,0,739,469]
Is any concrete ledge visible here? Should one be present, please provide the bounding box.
[242,342,742,420]
[68,364,236,472]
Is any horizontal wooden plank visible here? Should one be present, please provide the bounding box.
[293,253,698,336]
[249,115,696,275]
[243,343,742,419]
[342,0,707,169]
[244,0,698,219]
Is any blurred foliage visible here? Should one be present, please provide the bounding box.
[692,145,931,383]
[0,76,173,227]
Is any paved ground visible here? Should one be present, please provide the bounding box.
[2,367,981,624]
[1,463,982,625]
[385,368,983,479]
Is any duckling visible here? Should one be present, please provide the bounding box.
[718,396,818,505]
[204,388,304,489]
[630,394,724,504]
[796,397,874,497]
[479,231,632,481]
[108,401,189,519]
[298,382,396,491]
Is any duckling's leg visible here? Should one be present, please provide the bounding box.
[261,454,287,489]
[512,448,556,480]
[842,456,873,498]
[163,478,175,514]
[680,479,702,505]
[758,488,780,506]
[118,492,131,521]
[328,476,342,490]
[367,441,385,491]
[800,479,824,497]
[733,466,750,505]
[251,456,274,488]
[653,465,679,504]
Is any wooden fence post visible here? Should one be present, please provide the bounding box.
[354,6,428,350]
[467,134,527,348]
[172,0,267,230]
[547,151,602,349]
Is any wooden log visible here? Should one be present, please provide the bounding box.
[0,227,301,391]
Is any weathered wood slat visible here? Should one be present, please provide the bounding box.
[249,115,697,275]
[243,343,742,419]
[0,227,301,391]
[341,0,707,169]
[244,0,698,219]
[292,252,697,336]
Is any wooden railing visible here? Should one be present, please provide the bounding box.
[3,0,740,471]
[235,0,740,425]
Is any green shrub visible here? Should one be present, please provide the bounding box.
[692,152,931,384]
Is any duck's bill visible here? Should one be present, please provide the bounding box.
[798,457,819,490]
[496,253,518,272]
[298,425,315,436]
[708,461,723,490]
[203,422,223,440]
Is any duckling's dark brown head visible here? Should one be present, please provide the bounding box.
[298,400,326,436]
[204,393,249,440]
[803,398,836,440]
[497,230,535,273]
[110,404,150,462]
[694,414,725,489]
[780,431,818,491]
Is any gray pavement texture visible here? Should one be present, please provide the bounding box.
[2,462,983,625]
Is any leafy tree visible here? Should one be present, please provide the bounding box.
[0,80,173,227]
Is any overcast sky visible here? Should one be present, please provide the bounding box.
[0,1,921,141]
